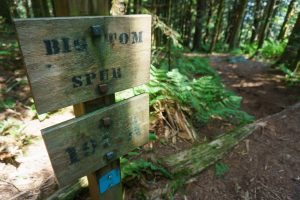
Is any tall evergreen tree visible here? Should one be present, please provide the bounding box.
[209,0,224,52]
[256,0,277,49]
[0,0,12,24]
[193,0,206,51]
[250,0,262,43]
[278,0,297,40]
[31,0,50,17]
[276,12,300,70]
[226,0,248,50]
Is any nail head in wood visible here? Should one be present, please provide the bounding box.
[102,117,111,127]
[98,84,108,94]
[105,151,115,161]
[91,25,102,37]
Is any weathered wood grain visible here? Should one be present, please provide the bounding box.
[14,15,151,114]
[41,94,149,186]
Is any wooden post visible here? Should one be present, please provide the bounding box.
[73,97,122,200]
[54,0,122,200]
[15,2,151,200]
[52,1,125,199]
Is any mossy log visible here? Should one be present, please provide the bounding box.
[47,177,88,200]
[163,124,257,175]
[164,102,300,177]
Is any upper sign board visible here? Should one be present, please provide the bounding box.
[14,15,151,114]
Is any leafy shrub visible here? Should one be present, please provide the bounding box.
[215,162,229,177]
[240,43,257,55]
[278,64,300,86]
[137,62,253,125]
[133,56,253,142]
[0,97,16,111]
[121,158,172,181]
[260,39,287,59]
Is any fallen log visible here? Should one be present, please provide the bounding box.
[47,177,88,200]
[164,102,300,177]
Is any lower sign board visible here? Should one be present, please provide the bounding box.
[14,15,151,114]
[41,94,149,186]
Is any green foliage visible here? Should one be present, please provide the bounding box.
[0,97,16,111]
[260,39,287,60]
[240,43,258,55]
[175,57,218,78]
[0,118,34,146]
[229,48,243,55]
[121,159,172,181]
[149,132,157,141]
[0,40,20,70]
[278,64,300,86]
[241,40,287,60]
[142,8,182,48]
[215,162,229,177]
[136,56,253,125]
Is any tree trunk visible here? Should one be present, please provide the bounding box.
[192,0,206,51]
[31,0,51,17]
[0,0,12,24]
[183,1,193,47]
[52,1,120,200]
[256,0,276,50]
[203,0,213,45]
[52,0,111,16]
[133,0,141,14]
[209,0,224,53]
[227,0,248,50]
[266,0,280,38]
[22,0,31,18]
[277,0,296,41]
[276,12,300,71]
[250,0,262,43]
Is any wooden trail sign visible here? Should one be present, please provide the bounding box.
[42,94,149,187]
[15,15,151,114]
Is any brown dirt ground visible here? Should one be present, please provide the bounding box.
[124,54,300,200]
[1,52,300,200]
[168,55,300,200]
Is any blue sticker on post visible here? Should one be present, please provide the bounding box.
[99,168,121,193]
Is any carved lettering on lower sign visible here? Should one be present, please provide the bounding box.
[64,116,142,165]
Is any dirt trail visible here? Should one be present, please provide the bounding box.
[171,55,300,200]
[209,55,299,118]
[1,54,299,200]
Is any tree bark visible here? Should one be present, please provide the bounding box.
[31,0,51,17]
[227,0,248,50]
[256,0,276,49]
[22,0,31,18]
[0,0,12,24]
[277,0,296,41]
[183,1,193,47]
[203,0,213,45]
[276,12,300,70]
[52,0,111,16]
[250,0,262,43]
[192,0,206,51]
[209,0,224,53]
[266,0,280,38]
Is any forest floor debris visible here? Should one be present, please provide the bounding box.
[0,54,299,199]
